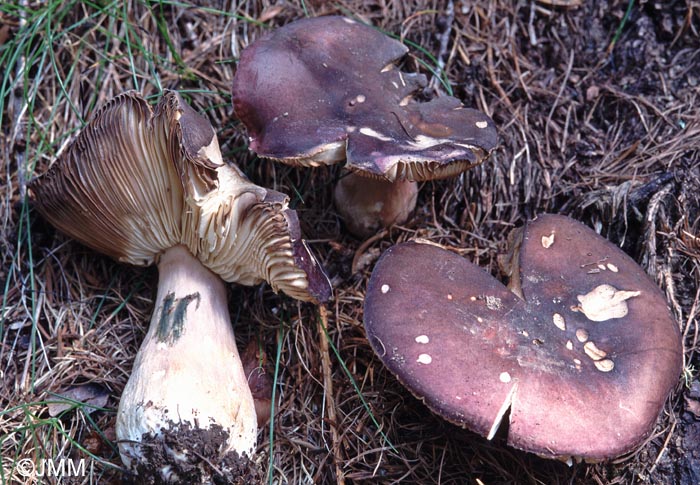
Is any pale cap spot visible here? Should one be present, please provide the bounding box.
[576,284,641,322]
[594,359,615,372]
[381,284,390,294]
[575,328,589,342]
[415,335,430,344]
[541,233,555,248]
[552,313,566,331]
[476,120,488,129]
[417,353,432,364]
[584,341,607,361]
[359,126,392,141]
[607,263,619,272]
[499,371,512,383]
[566,340,574,350]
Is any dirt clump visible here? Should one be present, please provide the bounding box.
[124,422,262,485]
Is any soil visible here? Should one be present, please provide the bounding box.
[125,421,262,485]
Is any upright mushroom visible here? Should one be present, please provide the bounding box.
[29,91,331,482]
[364,214,682,461]
[231,15,498,237]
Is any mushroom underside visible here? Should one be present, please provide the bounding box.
[29,90,331,304]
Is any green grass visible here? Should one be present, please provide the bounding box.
[0,400,119,483]
[0,1,177,480]
[268,326,286,485]
[318,312,397,455]
[609,0,635,53]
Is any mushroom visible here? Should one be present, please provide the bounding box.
[240,340,274,428]
[364,214,682,461]
[29,91,331,482]
[231,15,498,237]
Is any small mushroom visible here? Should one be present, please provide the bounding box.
[240,340,273,428]
[29,91,331,482]
[364,214,682,461]
[231,16,498,237]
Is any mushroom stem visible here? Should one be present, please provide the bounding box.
[116,244,257,481]
[333,171,418,238]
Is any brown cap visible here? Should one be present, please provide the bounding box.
[232,16,497,182]
[30,91,330,303]
[364,214,682,460]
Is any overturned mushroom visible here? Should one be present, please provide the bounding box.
[364,214,682,461]
[29,91,330,482]
[232,16,498,237]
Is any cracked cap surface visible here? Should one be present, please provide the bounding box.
[232,16,498,182]
[364,214,682,460]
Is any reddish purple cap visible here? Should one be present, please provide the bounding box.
[364,214,682,460]
[232,16,497,182]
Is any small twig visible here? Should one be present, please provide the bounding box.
[431,0,454,90]
[318,305,345,485]
[431,187,445,234]
[486,44,512,109]
[190,450,225,478]
[649,418,676,474]
[544,49,574,158]
[11,0,28,200]
[600,84,676,128]
[351,230,388,274]
[391,111,413,140]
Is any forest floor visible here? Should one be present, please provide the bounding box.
[1,0,699,484]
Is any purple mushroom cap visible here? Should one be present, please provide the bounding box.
[364,214,682,460]
[232,16,498,182]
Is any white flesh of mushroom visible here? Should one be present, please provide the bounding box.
[29,91,329,482]
[117,245,257,479]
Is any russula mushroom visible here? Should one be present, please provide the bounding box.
[241,340,273,428]
[231,15,498,237]
[29,91,331,482]
[364,214,682,461]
